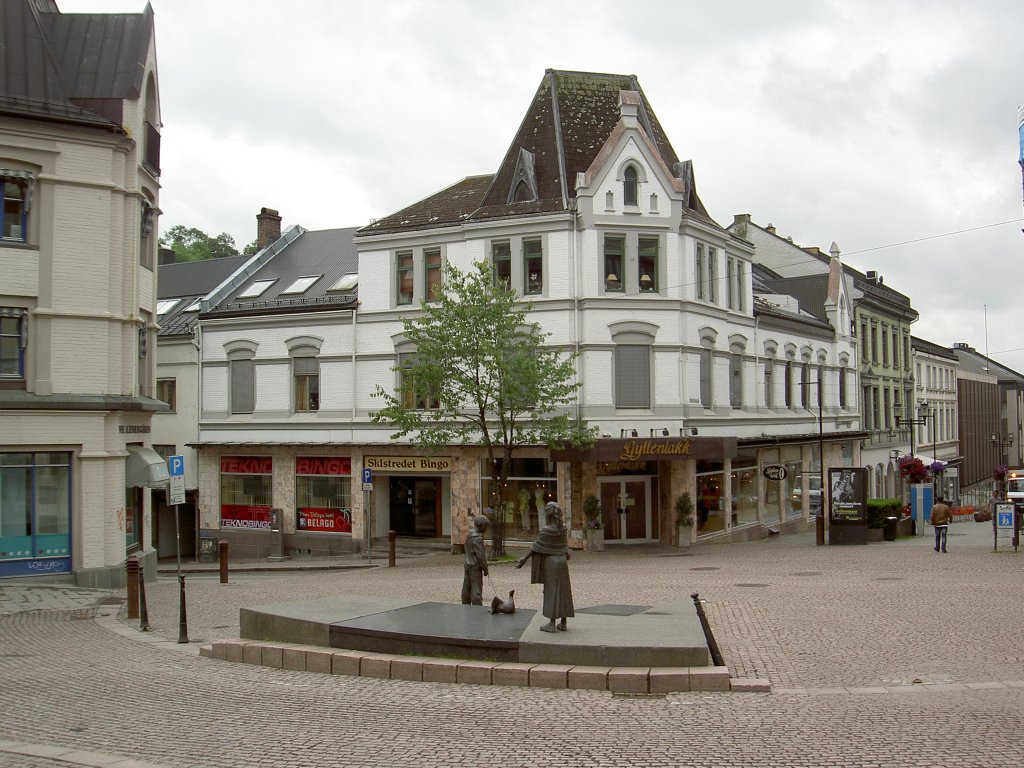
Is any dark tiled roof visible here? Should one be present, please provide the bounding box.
[209,227,360,315]
[41,4,153,100]
[910,335,958,361]
[762,274,830,322]
[360,70,713,236]
[360,176,492,236]
[157,254,249,338]
[0,0,151,128]
[158,254,250,299]
[951,345,1024,382]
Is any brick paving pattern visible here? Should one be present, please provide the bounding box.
[1,520,1022,767]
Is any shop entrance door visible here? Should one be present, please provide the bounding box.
[388,476,440,537]
[598,478,653,543]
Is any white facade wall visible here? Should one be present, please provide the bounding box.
[1,34,163,584]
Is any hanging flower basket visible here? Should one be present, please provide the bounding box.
[897,456,929,484]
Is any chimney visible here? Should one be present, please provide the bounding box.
[766,223,776,234]
[256,207,282,249]
[731,213,750,237]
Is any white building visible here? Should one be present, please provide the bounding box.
[1,1,164,585]
[191,70,862,555]
[910,336,960,500]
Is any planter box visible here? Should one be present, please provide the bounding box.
[584,528,605,552]
[677,525,692,548]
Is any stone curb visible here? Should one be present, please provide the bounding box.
[0,738,169,768]
[199,639,760,694]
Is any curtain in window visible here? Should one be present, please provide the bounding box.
[615,345,650,408]
[700,349,712,407]
[230,359,255,414]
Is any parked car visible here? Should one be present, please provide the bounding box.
[790,475,822,512]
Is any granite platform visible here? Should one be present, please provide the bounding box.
[239,595,709,667]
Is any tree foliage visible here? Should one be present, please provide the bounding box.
[371,260,596,555]
[159,225,244,262]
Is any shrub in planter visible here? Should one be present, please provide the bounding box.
[582,494,602,530]
[866,498,903,528]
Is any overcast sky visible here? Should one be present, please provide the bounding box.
[63,0,1024,372]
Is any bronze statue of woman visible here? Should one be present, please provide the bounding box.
[515,501,575,632]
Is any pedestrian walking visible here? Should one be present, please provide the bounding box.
[931,496,952,553]
[461,515,489,605]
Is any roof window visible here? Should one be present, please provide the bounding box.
[156,299,180,315]
[282,276,321,295]
[328,273,358,292]
[238,279,276,298]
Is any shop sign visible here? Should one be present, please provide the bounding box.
[298,507,352,533]
[618,439,692,462]
[551,436,737,463]
[763,465,788,481]
[220,456,272,474]
[296,457,351,476]
[363,455,453,472]
[220,503,272,529]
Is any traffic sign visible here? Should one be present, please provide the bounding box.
[168,455,185,477]
[996,503,1015,529]
[362,468,372,484]
[169,475,186,506]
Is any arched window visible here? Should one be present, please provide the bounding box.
[623,165,638,207]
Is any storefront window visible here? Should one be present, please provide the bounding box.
[783,446,805,519]
[731,458,758,527]
[696,460,724,536]
[0,452,71,573]
[124,487,142,551]
[295,457,352,533]
[220,455,272,529]
[480,457,556,539]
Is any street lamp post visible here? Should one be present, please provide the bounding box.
[992,432,1014,463]
[893,400,929,456]
[799,375,826,547]
[992,433,1015,499]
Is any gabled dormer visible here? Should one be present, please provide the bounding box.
[506,147,538,204]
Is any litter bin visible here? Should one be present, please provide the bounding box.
[883,516,898,541]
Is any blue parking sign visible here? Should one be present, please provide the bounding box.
[168,455,185,477]
[362,467,372,485]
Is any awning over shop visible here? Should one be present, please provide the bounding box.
[125,445,170,488]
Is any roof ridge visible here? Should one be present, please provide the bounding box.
[549,70,569,210]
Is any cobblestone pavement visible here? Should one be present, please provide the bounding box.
[1,521,1023,767]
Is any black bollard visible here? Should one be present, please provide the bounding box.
[125,556,139,619]
[219,540,229,584]
[177,574,189,644]
[388,529,396,568]
[691,592,725,667]
[138,562,150,631]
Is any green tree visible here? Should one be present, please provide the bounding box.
[159,225,242,262]
[371,260,596,556]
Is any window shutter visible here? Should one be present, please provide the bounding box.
[231,359,255,414]
[615,345,650,408]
